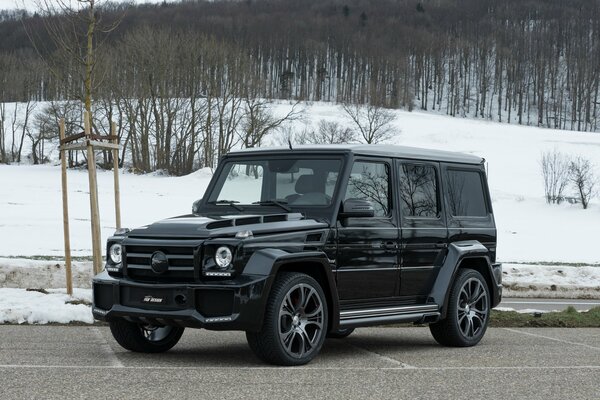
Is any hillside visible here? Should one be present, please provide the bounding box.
[1,0,600,137]
[1,101,599,264]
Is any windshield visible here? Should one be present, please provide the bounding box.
[207,158,343,207]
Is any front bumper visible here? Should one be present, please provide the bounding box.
[92,271,270,331]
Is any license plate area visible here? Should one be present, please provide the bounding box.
[121,287,188,310]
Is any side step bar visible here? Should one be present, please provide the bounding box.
[339,304,440,328]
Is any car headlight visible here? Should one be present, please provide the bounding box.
[214,246,232,269]
[109,243,122,264]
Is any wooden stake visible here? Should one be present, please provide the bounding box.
[59,119,73,296]
[111,121,121,229]
[84,112,103,275]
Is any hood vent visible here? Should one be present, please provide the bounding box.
[206,213,304,230]
[305,233,323,242]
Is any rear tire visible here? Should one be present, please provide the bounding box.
[430,269,490,347]
[246,272,328,366]
[109,318,184,353]
[327,328,355,339]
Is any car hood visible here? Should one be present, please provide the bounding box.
[126,212,329,238]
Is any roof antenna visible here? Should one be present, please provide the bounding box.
[288,138,293,150]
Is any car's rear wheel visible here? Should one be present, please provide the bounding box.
[246,272,328,366]
[429,269,490,347]
[109,318,184,353]
[327,328,355,339]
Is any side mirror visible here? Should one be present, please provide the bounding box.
[339,198,375,219]
[192,198,203,214]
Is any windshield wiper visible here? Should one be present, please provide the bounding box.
[252,200,292,212]
[207,200,245,212]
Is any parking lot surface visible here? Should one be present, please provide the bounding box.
[0,326,598,399]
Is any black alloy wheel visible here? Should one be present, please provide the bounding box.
[246,272,328,365]
[429,268,490,347]
[109,318,185,353]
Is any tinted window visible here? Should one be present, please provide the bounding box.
[399,164,439,218]
[344,161,390,216]
[446,170,488,217]
[275,167,339,202]
[210,159,342,206]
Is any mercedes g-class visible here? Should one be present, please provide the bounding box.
[93,144,502,365]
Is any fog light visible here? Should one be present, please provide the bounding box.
[215,246,232,269]
[109,243,122,264]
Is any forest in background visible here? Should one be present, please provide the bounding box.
[1,0,600,174]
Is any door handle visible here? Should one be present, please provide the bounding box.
[434,242,448,249]
[382,241,398,250]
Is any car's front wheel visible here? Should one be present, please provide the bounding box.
[246,272,328,365]
[429,269,490,347]
[109,318,185,353]
[327,328,355,339]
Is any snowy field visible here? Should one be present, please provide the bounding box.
[2,102,600,263]
[1,102,600,323]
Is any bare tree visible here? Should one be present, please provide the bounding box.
[28,101,78,165]
[301,119,355,144]
[241,100,304,148]
[29,113,49,164]
[27,0,123,117]
[0,102,6,163]
[9,101,37,163]
[342,103,397,144]
[540,150,571,204]
[569,157,597,209]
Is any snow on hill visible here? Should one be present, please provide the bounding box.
[2,102,599,265]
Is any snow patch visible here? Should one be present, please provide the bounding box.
[0,257,94,288]
[0,288,93,324]
[502,263,600,298]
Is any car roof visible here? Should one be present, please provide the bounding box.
[228,144,483,165]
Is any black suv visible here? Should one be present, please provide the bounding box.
[93,145,502,365]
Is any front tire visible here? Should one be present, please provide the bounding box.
[109,318,185,353]
[327,328,355,339]
[246,272,328,366]
[429,269,490,347]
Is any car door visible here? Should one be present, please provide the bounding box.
[396,159,448,302]
[336,158,399,302]
[442,163,496,258]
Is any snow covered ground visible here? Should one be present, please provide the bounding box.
[0,288,92,324]
[2,102,600,263]
[1,101,600,323]
[502,263,600,299]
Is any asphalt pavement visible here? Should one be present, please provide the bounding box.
[500,297,600,312]
[1,325,599,399]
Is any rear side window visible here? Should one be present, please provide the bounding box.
[445,169,488,217]
[398,164,439,218]
[344,161,390,217]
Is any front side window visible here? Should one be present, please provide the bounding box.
[344,161,390,217]
[446,169,488,217]
[209,158,342,207]
[398,164,439,218]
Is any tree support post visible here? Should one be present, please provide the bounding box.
[84,111,103,275]
[59,112,121,282]
[59,118,73,296]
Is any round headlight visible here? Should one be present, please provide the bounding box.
[214,246,232,269]
[109,243,122,264]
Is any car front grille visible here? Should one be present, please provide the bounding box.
[123,238,202,283]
